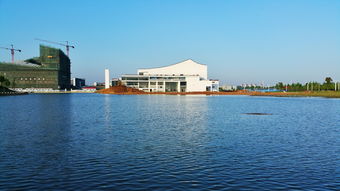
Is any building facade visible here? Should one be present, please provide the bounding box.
[0,45,71,90]
[121,59,219,92]
[71,78,85,89]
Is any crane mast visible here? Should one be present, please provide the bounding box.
[0,44,22,63]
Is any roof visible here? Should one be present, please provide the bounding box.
[138,59,206,70]
[0,61,40,67]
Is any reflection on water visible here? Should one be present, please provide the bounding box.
[0,94,339,190]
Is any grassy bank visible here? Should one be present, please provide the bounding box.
[250,91,340,98]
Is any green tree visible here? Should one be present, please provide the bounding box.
[275,82,284,90]
[323,77,334,90]
[0,76,10,87]
[325,77,333,84]
[4,79,10,87]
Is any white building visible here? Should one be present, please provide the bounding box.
[105,69,110,89]
[121,59,219,92]
[71,78,85,89]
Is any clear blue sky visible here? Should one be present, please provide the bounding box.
[1,0,339,85]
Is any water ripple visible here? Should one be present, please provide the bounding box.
[0,94,339,190]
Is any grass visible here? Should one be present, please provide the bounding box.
[250,91,340,98]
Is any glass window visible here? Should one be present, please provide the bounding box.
[127,82,138,86]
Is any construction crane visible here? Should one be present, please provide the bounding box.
[0,44,22,63]
[35,38,75,57]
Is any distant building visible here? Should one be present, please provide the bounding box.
[220,85,237,91]
[121,59,219,92]
[82,86,97,92]
[71,78,85,89]
[0,45,71,90]
[111,78,119,86]
[93,82,104,86]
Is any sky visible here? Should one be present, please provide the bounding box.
[0,0,339,85]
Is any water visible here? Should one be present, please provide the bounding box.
[0,94,339,190]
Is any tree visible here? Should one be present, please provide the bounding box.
[4,79,10,87]
[325,77,333,84]
[275,82,284,90]
[0,76,10,87]
[0,76,5,85]
[323,77,334,91]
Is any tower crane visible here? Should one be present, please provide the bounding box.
[35,38,75,57]
[0,44,22,63]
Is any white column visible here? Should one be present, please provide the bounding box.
[148,80,150,92]
[177,81,180,92]
[156,81,158,92]
[163,81,166,92]
[105,69,110,89]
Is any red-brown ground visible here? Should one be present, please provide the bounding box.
[97,85,340,98]
[97,85,252,95]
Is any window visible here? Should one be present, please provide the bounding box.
[126,77,138,80]
[139,82,148,88]
[127,82,138,86]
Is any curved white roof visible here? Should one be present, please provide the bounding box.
[138,59,208,80]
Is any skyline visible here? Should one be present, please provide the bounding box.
[1,0,339,85]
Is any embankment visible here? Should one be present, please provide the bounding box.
[96,85,251,95]
[97,86,340,98]
[0,86,28,96]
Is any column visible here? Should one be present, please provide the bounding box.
[105,69,110,89]
[177,81,180,92]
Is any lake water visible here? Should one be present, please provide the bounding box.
[0,94,339,190]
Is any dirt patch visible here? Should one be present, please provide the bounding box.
[96,86,252,95]
[96,85,147,95]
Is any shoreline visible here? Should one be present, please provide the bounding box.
[96,87,340,98]
[0,91,28,96]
